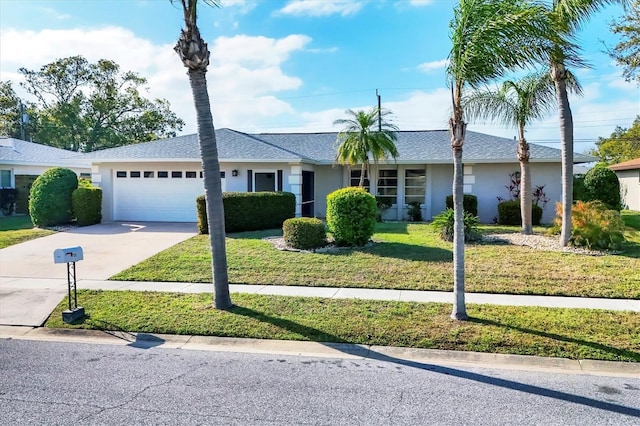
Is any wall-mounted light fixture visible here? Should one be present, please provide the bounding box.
[232,169,239,177]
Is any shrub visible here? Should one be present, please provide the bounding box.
[573,174,588,202]
[375,196,393,222]
[497,200,543,226]
[583,166,621,210]
[197,192,296,234]
[446,194,478,216]
[406,201,423,222]
[326,187,377,246]
[29,167,78,227]
[283,217,326,250]
[431,208,480,242]
[553,201,626,250]
[72,186,102,226]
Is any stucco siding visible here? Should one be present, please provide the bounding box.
[617,169,640,211]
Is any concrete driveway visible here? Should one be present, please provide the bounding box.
[0,222,197,326]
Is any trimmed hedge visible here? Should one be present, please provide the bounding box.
[446,194,478,216]
[72,186,102,226]
[283,217,326,250]
[326,187,377,247]
[498,200,543,226]
[197,191,296,234]
[29,167,78,227]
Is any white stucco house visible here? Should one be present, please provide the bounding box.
[0,138,90,214]
[610,158,640,211]
[82,128,595,224]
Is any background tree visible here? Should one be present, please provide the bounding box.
[464,71,581,234]
[547,0,631,246]
[17,55,184,151]
[0,81,37,139]
[590,116,640,164]
[173,0,232,310]
[333,107,399,187]
[609,0,640,83]
[447,0,556,320]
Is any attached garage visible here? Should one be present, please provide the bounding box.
[112,168,225,222]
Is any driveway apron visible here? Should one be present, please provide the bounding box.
[0,222,197,326]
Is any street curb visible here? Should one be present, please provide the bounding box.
[1,325,638,378]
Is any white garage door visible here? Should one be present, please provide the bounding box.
[113,170,225,222]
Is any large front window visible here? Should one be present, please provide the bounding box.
[349,169,369,190]
[405,169,426,204]
[0,170,11,188]
[377,169,397,205]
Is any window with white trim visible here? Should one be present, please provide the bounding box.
[377,169,397,205]
[405,169,426,204]
[349,169,369,191]
[0,170,11,187]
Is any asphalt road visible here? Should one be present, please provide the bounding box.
[1,339,639,425]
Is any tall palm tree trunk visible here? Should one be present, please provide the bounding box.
[551,62,574,246]
[188,69,232,309]
[359,163,366,187]
[450,109,467,321]
[518,126,533,235]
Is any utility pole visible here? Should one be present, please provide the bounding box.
[376,89,381,131]
[19,101,25,140]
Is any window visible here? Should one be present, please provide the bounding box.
[171,171,183,178]
[158,171,168,178]
[79,173,91,179]
[116,171,127,178]
[349,170,369,190]
[186,171,197,178]
[0,170,11,187]
[377,170,397,205]
[221,171,226,179]
[130,171,141,178]
[405,169,426,204]
[144,171,154,178]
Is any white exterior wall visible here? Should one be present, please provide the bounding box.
[0,164,91,188]
[617,169,640,211]
[314,165,344,218]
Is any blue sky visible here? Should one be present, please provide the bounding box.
[0,0,637,153]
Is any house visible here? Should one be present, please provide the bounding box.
[0,138,91,214]
[83,128,595,224]
[610,158,640,210]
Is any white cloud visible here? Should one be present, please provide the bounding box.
[39,6,71,20]
[0,27,309,134]
[220,0,257,14]
[277,0,363,17]
[408,0,434,6]
[418,59,448,73]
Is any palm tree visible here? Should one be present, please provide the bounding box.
[172,0,231,309]
[548,0,631,246]
[333,108,399,187]
[447,0,559,320]
[464,72,582,234]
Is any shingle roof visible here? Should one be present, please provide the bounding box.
[609,157,640,171]
[81,129,303,161]
[0,138,89,167]
[72,128,597,164]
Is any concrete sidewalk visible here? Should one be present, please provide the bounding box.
[1,277,637,327]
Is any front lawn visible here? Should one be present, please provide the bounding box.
[111,221,640,299]
[0,215,55,249]
[46,290,640,362]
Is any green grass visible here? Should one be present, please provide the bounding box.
[111,221,640,299]
[46,290,640,362]
[622,210,640,231]
[0,215,54,249]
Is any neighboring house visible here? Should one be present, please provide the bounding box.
[83,128,595,224]
[0,138,90,214]
[610,158,640,211]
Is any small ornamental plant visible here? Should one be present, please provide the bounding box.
[326,187,377,246]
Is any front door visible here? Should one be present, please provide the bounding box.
[302,171,314,217]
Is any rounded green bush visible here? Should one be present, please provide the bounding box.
[29,167,78,227]
[283,217,326,250]
[584,166,621,210]
[446,194,478,216]
[326,187,377,246]
[498,200,542,226]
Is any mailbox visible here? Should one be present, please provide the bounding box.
[53,246,84,264]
